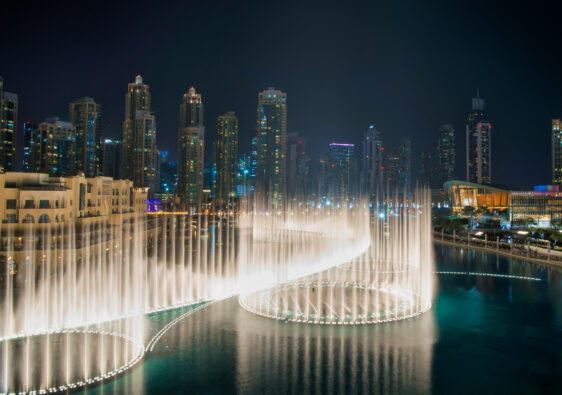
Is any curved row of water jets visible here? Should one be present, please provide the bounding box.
[0,201,370,394]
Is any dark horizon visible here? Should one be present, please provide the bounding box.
[2,0,561,189]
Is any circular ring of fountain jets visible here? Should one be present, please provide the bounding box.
[240,191,434,325]
[0,328,144,394]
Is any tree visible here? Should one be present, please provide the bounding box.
[461,206,476,217]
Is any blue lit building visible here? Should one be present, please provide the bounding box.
[0,77,18,173]
[23,122,39,172]
[256,88,287,207]
[328,142,355,202]
[69,97,102,177]
[102,138,123,179]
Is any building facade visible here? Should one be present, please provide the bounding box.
[215,111,238,203]
[466,92,492,184]
[177,86,204,208]
[0,172,147,226]
[552,119,562,185]
[328,142,355,202]
[511,187,562,227]
[444,180,510,213]
[101,138,123,179]
[22,122,39,172]
[69,97,102,177]
[122,75,157,190]
[36,118,77,176]
[0,77,18,173]
[437,124,455,184]
[362,126,384,201]
[286,132,309,199]
[397,137,412,192]
[256,87,287,208]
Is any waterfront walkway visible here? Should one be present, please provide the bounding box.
[433,232,562,268]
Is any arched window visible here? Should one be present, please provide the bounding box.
[38,214,50,223]
[55,215,59,223]
[22,214,34,223]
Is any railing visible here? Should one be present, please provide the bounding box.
[433,230,562,267]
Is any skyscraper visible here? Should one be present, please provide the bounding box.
[386,153,401,191]
[158,151,177,193]
[177,86,204,208]
[122,75,157,188]
[397,137,412,192]
[286,132,309,199]
[437,124,455,184]
[466,91,492,184]
[419,149,439,189]
[101,138,123,179]
[317,155,329,199]
[552,119,562,186]
[37,118,77,176]
[362,126,384,200]
[215,111,238,203]
[134,111,158,190]
[23,122,39,172]
[69,97,102,177]
[328,142,355,202]
[0,77,18,172]
[256,87,287,208]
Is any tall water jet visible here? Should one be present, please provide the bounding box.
[239,189,434,325]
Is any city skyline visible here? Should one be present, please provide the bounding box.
[1,1,561,189]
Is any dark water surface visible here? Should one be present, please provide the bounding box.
[85,245,562,394]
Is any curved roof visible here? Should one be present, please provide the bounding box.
[443,180,511,193]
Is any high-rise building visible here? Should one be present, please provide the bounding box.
[37,118,77,176]
[397,137,412,192]
[101,138,123,179]
[0,77,18,173]
[437,124,455,184]
[552,119,562,186]
[69,97,102,177]
[158,151,177,193]
[256,87,287,207]
[466,91,492,184]
[287,132,309,199]
[328,142,355,202]
[177,86,204,208]
[134,111,158,190]
[362,126,384,200]
[317,155,329,199]
[419,149,439,189]
[216,112,238,203]
[237,136,258,198]
[386,153,400,191]
[122,75,156,188]
[23,122,40,172]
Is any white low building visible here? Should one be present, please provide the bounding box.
[0,172,147,227]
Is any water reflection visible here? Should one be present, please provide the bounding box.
[81,244,562,394]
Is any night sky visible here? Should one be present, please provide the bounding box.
[2,0,561,189]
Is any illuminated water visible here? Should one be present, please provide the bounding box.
[80,245,562,394]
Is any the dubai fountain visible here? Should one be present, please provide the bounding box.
[0,190,432,394]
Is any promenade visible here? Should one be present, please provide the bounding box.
[433,231,562,268]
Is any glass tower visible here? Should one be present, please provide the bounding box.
[256,87,287,208]
[69,97,102,177]
[216,111,238,203]
[329,142,355,203]
[0,77,18,172]
[177,86,204,208]
[552,119,562,185]
[437,124,455,185]
[122,75,156,188]
[362,126,384,200]
[466,91,492,184]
